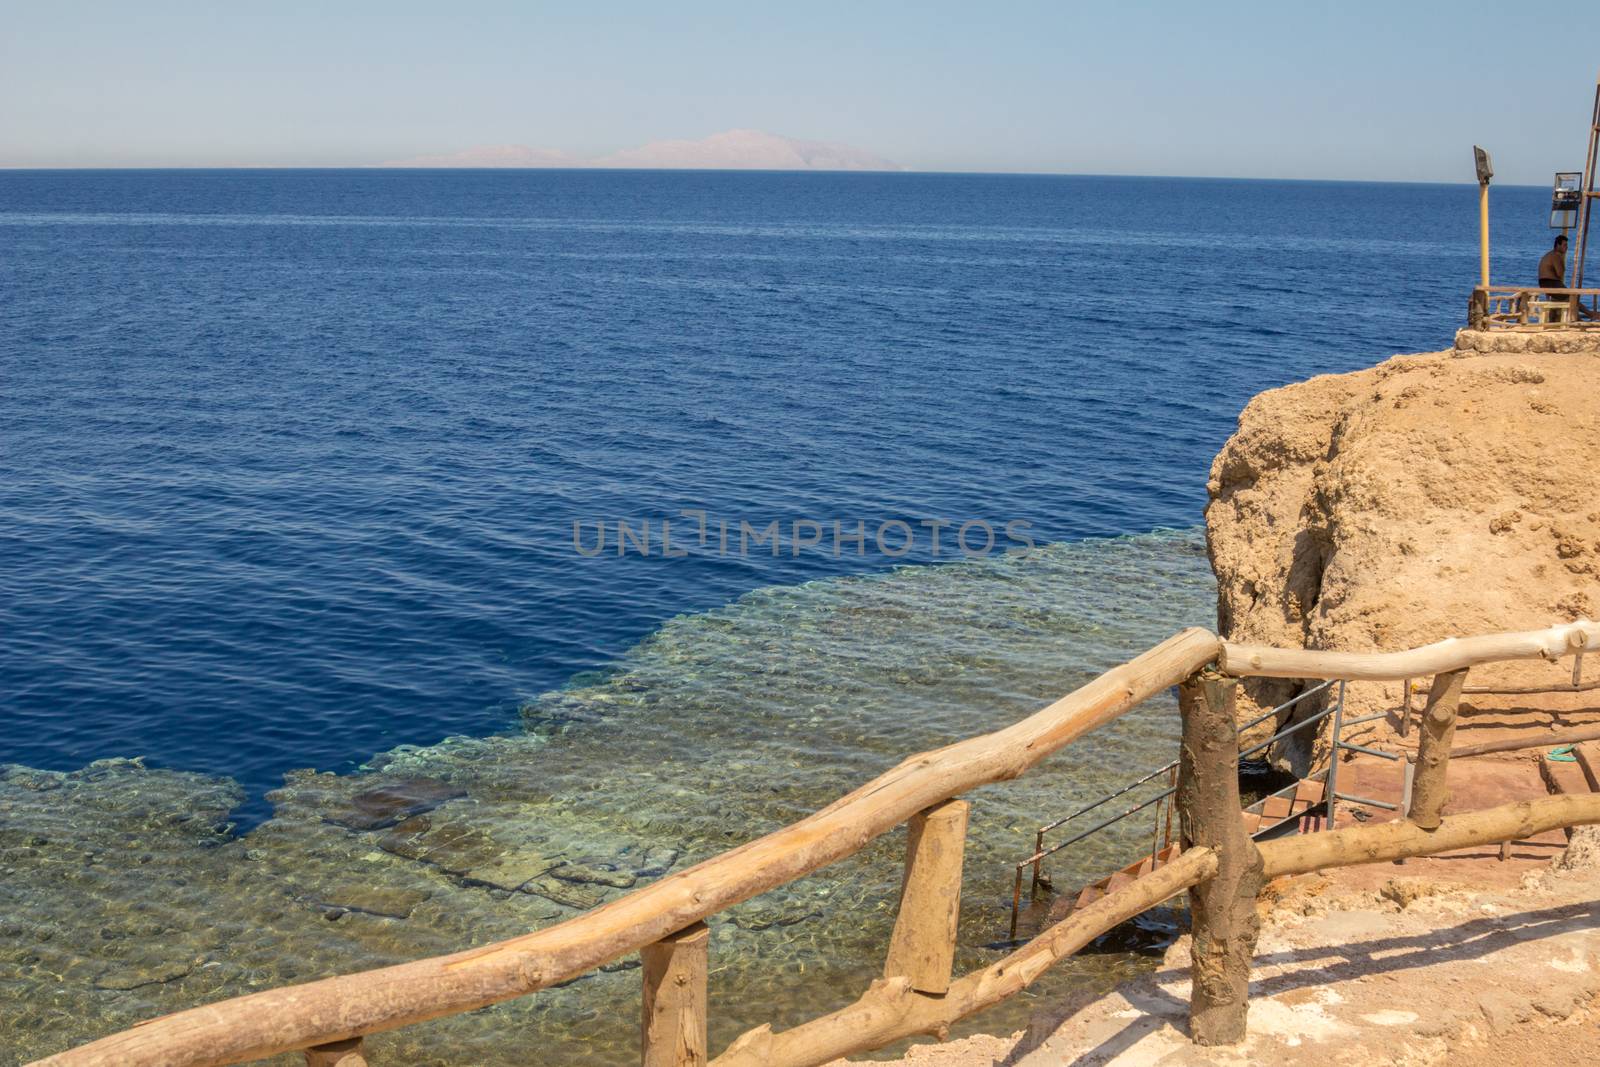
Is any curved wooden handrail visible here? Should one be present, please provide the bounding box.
[1258,792,1600,878]
[1220,621,1597,681]
[36,628,1221,1067]
[32,619,1600,1067]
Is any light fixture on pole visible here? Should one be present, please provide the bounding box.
[1551,172,1582,233]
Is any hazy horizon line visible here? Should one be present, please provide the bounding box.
[0,165,1535,189]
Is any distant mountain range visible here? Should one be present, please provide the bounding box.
[383,129,900,171]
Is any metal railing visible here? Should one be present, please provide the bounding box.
[1010,676,1413,939]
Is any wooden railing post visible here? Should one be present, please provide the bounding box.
[304,1039,366,1067]
[1406,669,1467,830]
[642,922,710,1067]
[883,798,969,995]
[1177,668,1262,1046]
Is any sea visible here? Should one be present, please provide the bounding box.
[0,170,1554,1063]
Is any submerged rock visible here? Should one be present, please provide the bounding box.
[522,875,607,910]
[728,902,821,931]
[550,862,636,889]
[378,815,502,871]
[464,852,562,892]
[634,846,680,877]
[326,778,467,831]
[302,884,431,920]
[374,806,561,894]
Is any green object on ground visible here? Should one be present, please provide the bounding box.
[1548,745,1577,762]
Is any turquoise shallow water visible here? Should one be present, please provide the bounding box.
[2,528,1214,1064]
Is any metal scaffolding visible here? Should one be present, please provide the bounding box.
[1573,69,1600,289]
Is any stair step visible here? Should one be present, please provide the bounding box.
[1294,780,1327,805]
[1076,885,1102,909]
[1104,872,1136,895]
[1261,796,1294,821]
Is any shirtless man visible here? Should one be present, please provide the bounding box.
[1538,234,1568,290]
[1538,235,1574,322]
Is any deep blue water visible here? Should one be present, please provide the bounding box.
[0,169,1553,822]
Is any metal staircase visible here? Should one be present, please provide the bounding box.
[1008,678,1404,939]
[1050,777,1327,920]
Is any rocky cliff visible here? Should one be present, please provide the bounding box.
[1206,344,1600,769]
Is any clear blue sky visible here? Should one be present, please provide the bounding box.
[2,1,1594,182]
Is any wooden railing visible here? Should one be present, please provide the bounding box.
[32,621,1600,1067]
[1470,285,1600,329]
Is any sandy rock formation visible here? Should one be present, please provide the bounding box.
[1205,346,1600,769]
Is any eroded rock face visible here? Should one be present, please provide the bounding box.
[1206,347,1600,769]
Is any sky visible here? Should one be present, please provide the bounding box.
[2,1,1595,183]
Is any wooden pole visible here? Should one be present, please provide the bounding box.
[1406,669,1467,830]
[883,799,968,995]
[1176,669,1262,1046]
[303,1040,365,1067]
[1219,621,1598,681]
[1479,179,1491,288]
[1450,723,1600,759]
[642,922,710,1067]
[1259,792,1600,877]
